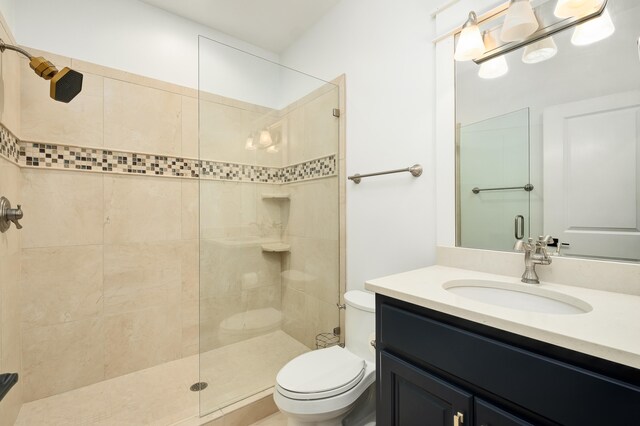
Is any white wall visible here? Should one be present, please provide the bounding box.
[0,0,13,34]
[13,0,278,91]
[281,0,440,290]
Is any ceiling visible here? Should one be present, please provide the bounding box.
[139,0,340,53]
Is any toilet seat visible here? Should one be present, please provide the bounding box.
[276,346,366,400]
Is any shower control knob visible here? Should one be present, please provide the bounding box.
[0,197,23,232]
[8,205,23,229]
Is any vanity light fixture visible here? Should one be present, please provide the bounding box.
[245,134,257,151]
[555,0,604,19]
[571,8,615,46]
[501,0,539,42]
[259,129,273,147]
[522,36,558,63]
[478,32,509,79]
[454,12,485,61]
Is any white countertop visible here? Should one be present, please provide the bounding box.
[365,265,640,369]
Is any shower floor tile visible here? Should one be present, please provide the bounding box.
[15,330,308,425]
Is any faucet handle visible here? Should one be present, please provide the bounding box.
[513,239,525,252]
[9,205,23,229]
[537,235,554,246]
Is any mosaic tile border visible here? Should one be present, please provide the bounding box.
[18,141,335,184]
[0,125,20,164]
[4,122,336,185]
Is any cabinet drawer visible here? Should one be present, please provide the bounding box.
[475,399,534,426]
[379,303,640,426]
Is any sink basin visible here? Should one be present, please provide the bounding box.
[443,279,592,315]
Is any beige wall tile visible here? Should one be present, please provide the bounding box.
[284,107,305,166]
[104,304,181,379]
[199,181,257,240]
[0,253,22,423]
[182,180,199,240]
[199,100,248,164]
[181,240,199,303]
[22,318,104,401]
[0,44,21,134]
[21,245,103,329]
[281,286,306,346]
[283,178,338,240]
[104,78,182,156]
[103,242,183,315]
[21,169,103,248]
[304,296,339,350]
[104,175,181,244]
[21,69,104,147]
[182,299,199,357]
[182,96,198,159]
[307,237,339,304]
[302,89,339,161]
[0,159,21,255]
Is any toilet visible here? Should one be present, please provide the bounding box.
[274,290,376,425]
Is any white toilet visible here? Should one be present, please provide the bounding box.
[274,290,376,426]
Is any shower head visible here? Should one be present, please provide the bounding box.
[50,67,83,103]
[0,39,83,103]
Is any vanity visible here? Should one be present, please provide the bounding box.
[366,265,640,426]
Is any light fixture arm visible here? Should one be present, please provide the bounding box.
[0,38,33,60]
[462,11,478,29]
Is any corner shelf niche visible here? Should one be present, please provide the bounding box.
[261,193,290,201]
[261,242,291,253]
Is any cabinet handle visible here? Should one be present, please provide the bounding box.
[453,411,464,426]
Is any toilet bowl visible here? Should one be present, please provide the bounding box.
[274,290,376,426]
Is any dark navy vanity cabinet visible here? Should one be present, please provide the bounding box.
[376,295,640,426]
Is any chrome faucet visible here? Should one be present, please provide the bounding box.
[513,235,553,284]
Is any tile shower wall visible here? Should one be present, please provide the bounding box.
[15,45,340,402]
[280,88,341,349]
[282,178,339,349]
[16,48,201,402]
[0,13,23,426]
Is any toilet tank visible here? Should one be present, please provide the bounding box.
[344,290,376,363]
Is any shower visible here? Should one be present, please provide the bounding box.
[0,38,83,102]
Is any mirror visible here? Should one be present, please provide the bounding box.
[455,0,640,262]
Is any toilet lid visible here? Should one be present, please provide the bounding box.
[276,346,365,400]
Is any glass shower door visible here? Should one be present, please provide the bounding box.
[458,108,531,251]
[197,36,341,416]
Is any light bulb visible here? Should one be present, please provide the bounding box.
[555,0,604,19]
[478,55,509,79]
[455,12,486,61]
[501,0,539,43]
[259,129,273,147]
[571,8,615,46]
[478,31,508,78]
[522,36,558,64]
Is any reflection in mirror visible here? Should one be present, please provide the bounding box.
[456,0,640,263]
[457,109,530,252]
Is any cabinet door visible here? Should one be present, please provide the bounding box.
[379,351,472,426]
[475,399,534,426]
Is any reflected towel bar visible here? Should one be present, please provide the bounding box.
[348,164,423,184]
[472,184,534,194]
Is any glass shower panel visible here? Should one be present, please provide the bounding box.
[458,108,530,251]
[198,36,341,416]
